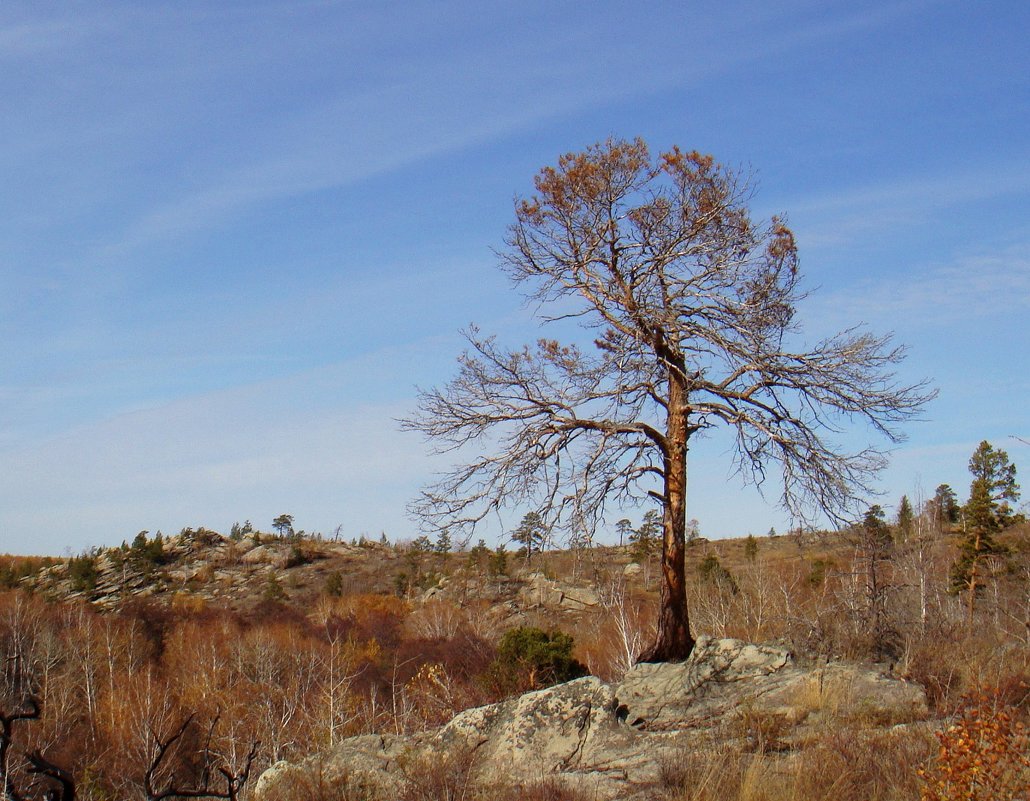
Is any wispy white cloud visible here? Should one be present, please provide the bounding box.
[808,243,1030,327]
[783,159,1030,249]
[89,1,938,259]
[0,14,105,59]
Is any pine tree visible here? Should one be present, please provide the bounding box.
[615,518,633,547]
[952,441,1020,618]
[858,504,897,657]
[272,514,295,538]
[629,509,661,561]
[896,495,915,543]
[929,484,960,530]
[511,512,548,564]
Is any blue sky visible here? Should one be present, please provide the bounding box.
[1,0,1027,555]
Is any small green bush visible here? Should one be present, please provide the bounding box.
[490,626,586,693]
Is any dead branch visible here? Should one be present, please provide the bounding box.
[145,715,259,801]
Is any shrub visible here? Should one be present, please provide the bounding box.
[807,558,833,588]
[697,554,738,594]
[0,556,54,589]
[918,690,1030,801]
[325,570,345,597]
[656,745,750,800]
[286,543,309,568]
[488,778,594,801]
[263,575,287,603]
[263,760,382,801]
[489,626,586,693]
[733,701,793,753]
[129,530,168,572]
[67,551,99,592]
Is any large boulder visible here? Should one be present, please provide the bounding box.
[615,636,793,729]
[254,638,929,801]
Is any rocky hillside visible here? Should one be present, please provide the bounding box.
[29,528,398,610]
[25,528,616,628]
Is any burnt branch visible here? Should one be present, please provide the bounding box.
[25,751,75,801]
[145,716,259,801]
[1,697,41,801]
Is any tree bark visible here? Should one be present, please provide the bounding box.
[639,370,695,662]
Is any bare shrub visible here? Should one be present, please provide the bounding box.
[655,725,932,801]
[406,599,466,640]
[733,702,795,754]
[578,574,655,680]
[903,639,965,713]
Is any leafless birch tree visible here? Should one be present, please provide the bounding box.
[403,138,934,661]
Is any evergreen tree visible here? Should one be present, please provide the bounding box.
[952,441,1020,616]
[467,538,491,573]
[511,511,548,564]
[858,504,897,658]
[863,505,891,546]
[896,495,915,543]
[743,534,759,562]
[614,518,633,547]
[272,514,295,538]
[966,440,1020,529]
[488,544,509,577]
[629,509,661,561]
[928,484,960,529]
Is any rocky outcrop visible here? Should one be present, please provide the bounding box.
[517,572,600,612]
[254,637,929,800]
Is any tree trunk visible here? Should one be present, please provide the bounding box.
[638,371,695,662]
[966,529,982,626]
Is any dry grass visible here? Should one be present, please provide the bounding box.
[397,741,481,801]
[657,725,934,801]
[486,777,597,801]
[259,759,384,801]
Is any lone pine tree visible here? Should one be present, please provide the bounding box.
[403,138,934,661]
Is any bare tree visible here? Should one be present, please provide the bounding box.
[403,138,934,661]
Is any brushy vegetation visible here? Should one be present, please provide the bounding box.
[0,482,1028,799]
